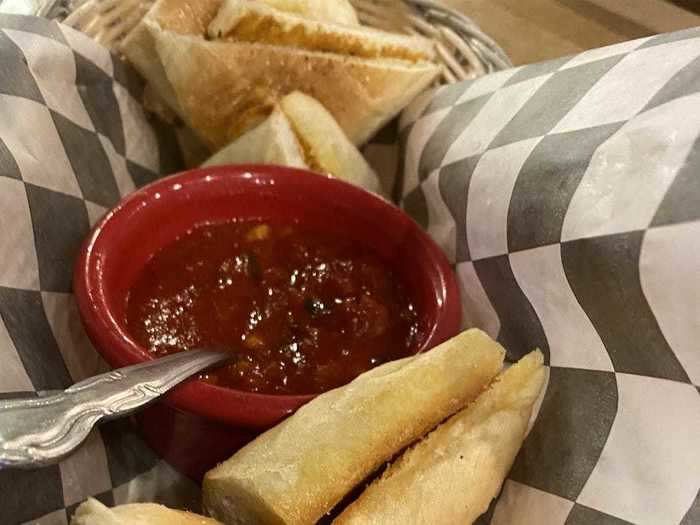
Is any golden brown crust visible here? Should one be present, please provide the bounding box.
[201,106,308,169]
[203,329,505,525]
[202,92,383,195]
[147,0,223,35]
[278,91,383,194]
[122,0,440,150]
[151,31,439,150]
[209,1,436,62]
[333,351,546,525]
[238,0,360,26]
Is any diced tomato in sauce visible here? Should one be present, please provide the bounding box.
[125,220,418,395]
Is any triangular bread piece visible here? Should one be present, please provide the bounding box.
[203,92,383,195]
[209,0,435,61]
[279,91,383,194]
[123,0,440,149]
[151,28,440,150]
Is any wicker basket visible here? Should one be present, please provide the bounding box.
[55,0,510,83]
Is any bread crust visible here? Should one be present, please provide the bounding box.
[121,0,440,150]
[209,0,436,61]
[237,0,360,26]
[120,0,223,115]
[202,106,307,168]
[277,91,383,194]
[334,351,546,525]
[203,329,505,525]
[152,30,439,150]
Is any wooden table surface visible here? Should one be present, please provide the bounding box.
[443,0,700,65]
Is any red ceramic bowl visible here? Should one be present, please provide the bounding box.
[74,165,460,479]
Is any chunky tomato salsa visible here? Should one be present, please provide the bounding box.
[125,220,419,395]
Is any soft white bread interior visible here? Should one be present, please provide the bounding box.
[334,350,547,525]
[202,329,505,525]
[121,0,440,150]
[203,91,383,195]
[280,92,382,193]
[71,498,222,525]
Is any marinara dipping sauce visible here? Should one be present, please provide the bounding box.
[126,220,419,395]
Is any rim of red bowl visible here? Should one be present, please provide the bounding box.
[74,165,461,430]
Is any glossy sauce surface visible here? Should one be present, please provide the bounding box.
[125,220,418,395]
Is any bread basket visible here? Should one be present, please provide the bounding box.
[50,0,510,82]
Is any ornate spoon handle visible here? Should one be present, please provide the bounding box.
[0,350,232,469]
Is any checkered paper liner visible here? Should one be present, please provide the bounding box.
[0,14,199,525]
[0,14,698,525]
[397,27,700,525]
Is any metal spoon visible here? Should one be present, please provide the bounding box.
[0,349,233,469]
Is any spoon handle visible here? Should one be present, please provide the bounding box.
[0,350,232,469]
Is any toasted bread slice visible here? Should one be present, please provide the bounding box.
[151,29,439,150]
[71,498,222,525]
[202,106,307,168]
[122,0,440,149]
[204,92,383,194]
[279,92,383,193]
[334,351,546,525]
[120,0,222,116]
[202,329,505,525]
[209,0,435,61]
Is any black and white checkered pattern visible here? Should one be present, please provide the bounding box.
[398,27,700,525]
[0,15,198,525]
[1,13,699,525]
